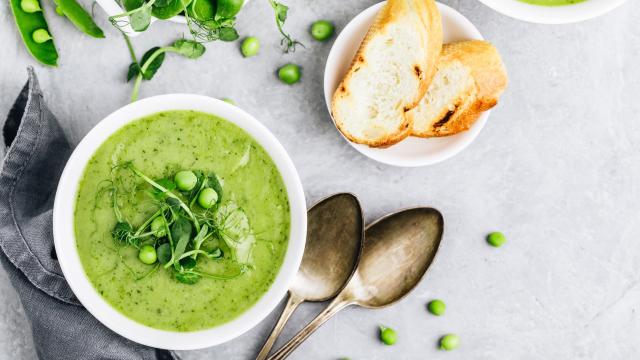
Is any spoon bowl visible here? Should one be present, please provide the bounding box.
[348,207,443,308]
[292,193,363,301]
[255,193,363,359]
[268,207,444,360]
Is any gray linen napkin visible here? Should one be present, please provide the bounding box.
[0,67,179,360]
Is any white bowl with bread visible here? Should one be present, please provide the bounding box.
[477,0,628,25]
[324,1,508,167]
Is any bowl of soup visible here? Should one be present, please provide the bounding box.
[477,0,628,24]
[52,94,306,350]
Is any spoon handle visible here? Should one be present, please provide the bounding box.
[255,292,303,360]
[267,298,350,360]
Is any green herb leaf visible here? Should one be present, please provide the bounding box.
[179,257,197,269]
[175,271,201,284]
[129,5,153,32]
[127,63,141,82]
[218,27,239,42]
[208,248,223,259]
[122,0,144,11]
[157,243,172,264]
[112,222,133,243]
[170,217,192,266]
[172,39,206,58]
[207,173,223,205]
[139,47,165,80]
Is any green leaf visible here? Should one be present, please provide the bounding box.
[175,271,201,284]
[170,217,192,264]
[179,257,197,269]
[122,0,144,11]
[207,173,223,205]
[273,2,288,22]
[112,222,132,243]
[140,47,165,80]
[218,27,239,42]
[127,63,141,82]
[154,0,173,7]
[208,248,223,259]
[157,243,172,264]
[172,39,206,58]
[129,5,152,32]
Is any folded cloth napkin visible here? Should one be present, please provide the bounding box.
[0,68,179,360]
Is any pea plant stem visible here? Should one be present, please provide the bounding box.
[130,46,178,102]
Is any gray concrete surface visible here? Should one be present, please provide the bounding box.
[2,0,640,359]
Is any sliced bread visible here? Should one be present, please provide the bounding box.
[409,40,508,137]
[331,0,442,147]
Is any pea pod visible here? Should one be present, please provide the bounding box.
[9,0,58,66]
[52,0,105,38]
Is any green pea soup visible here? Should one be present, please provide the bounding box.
[74,110,291,331]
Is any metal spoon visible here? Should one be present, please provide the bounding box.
[255,193,364,360]
[267,207,444,360]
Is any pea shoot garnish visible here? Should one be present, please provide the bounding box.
[98,162,255,285]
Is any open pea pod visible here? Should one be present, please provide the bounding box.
[9,0,58,66]
[52,0,105,38]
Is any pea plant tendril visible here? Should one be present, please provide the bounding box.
[96,162,255,285]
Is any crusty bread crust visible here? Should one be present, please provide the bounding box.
[331,0,443,148]
[410,40,508,138]
[441,40,508,111]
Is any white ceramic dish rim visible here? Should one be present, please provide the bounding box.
[52,94,306,350]
[323,1,488,167]
[476,0,628,24]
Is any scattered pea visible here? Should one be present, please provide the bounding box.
[174,170,197,191]
[138,245,157,265]
[20,0,42,13]
[379,325,397,345]
[240,36,260,57]
[197,188,218,209]
[487,231,506,247]
[278,63,301,85]
[427,299,446,316]
[310,20,334,41]
[439,334,460,351]
[31,28,52,43]
[150,216,166,237]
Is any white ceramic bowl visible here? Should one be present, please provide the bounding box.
[477,0,628,24]
[52,94,306,350]
[324,2,487,167]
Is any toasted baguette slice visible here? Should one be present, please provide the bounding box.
[331,0,442,147]
[409,40,508,137]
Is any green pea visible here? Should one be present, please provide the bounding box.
[174,170,197,191]
[487,231,506,247]
[138,245,157,265]
[310,20,334,41]
[427,299,446,316]
[20,0,41,13]
[216,0,243,18]
[187,0,215,21]
[439,334,460,351]
[278,64,301,85]
[197,188,218,209]
[241,36,260,57]
[379,325,397,345]
[150,216,166,237]
[32,28,52,43]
